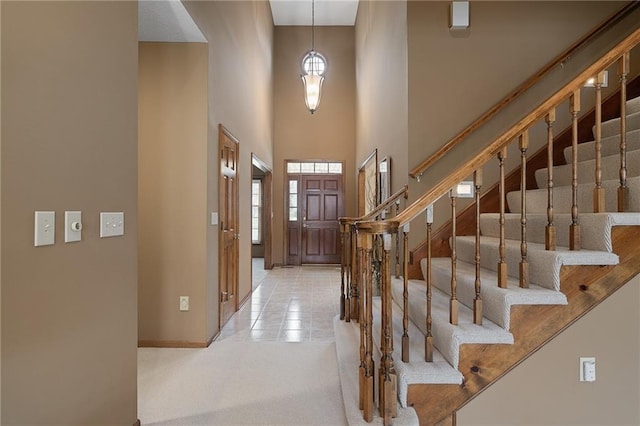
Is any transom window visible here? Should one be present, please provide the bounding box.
[287,161,342,174]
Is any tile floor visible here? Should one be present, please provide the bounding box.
[218,262,342,343]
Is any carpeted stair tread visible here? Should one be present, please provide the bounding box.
[564,129,640,164]
[536,147,640,188]
[423,257,567,330]
[455,235,618,291]
[333,317,420,425]
[597,109,640,139]
[628,95,640,115]
[480,212,640,252]
[370,296,463,408]
[390,277,513,370]
[507,175,640,213]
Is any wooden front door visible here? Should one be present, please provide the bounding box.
[219,125,239,327]
[300,174,343,264]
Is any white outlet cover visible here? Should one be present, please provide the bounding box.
[179,296,189,311]
[35,211,56,247]
[65,211,82,243]
[580,357,596,382]
[100,212,124,238]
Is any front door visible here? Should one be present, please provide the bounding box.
[219,125,239,327]
[301,174,343,264]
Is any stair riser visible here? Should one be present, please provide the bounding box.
[536,147,640,188]
[564,129,640,163]
[597,110,640,139]
[507,175,640,213]
[479,213,620,252]
[455,236,563,290]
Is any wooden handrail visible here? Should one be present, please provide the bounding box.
[397,27,640,228]
[340,184,408,224]
[408,1,640,180]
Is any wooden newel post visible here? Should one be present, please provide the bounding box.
[379,233,398,425]
[361,232,374,422]
[497,147,508,288]
[570,90,581,250]
[357,232,366,411]
[339,219,349,320]
[519,131,529,288]
[618,52,630,212]
[545,109,557,251]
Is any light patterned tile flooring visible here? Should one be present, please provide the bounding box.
[218,264,342,343]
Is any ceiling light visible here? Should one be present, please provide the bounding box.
[301,0,326,114]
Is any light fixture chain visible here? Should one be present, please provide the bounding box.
[311,0,315,52]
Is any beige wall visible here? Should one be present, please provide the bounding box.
[406,1,626,243]
[183,1,274,333]
[1,1,138,424]
[459,275,640,425]
[138,43,209,345]
[273,26,356,265]
[355,0,409,196]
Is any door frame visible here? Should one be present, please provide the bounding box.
[218,124,239,328]
[251,153,273,270]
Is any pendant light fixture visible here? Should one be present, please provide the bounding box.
[301,0,326,114]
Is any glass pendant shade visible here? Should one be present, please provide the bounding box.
[301,73,324,114]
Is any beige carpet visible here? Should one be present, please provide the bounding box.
[139,341,347,425]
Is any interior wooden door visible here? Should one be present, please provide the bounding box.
[301,174,343,264]
[219,125,239,327]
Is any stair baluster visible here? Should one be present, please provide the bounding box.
[618,52,630,212]
[498,147,508,288]
[473,170,483,325]
[545,109,557,250]
[361,232,374,422]
[593,71,607,213]
[402,223,410,363]
[344,222,353,322]
[395,201,401,278]
[570,91,581,250]
[425,205,434,362]
[450,191,459,324]
[339,221,347,320]
[519,131,529,288]
[358,231,365,410]
[350,225,360,321]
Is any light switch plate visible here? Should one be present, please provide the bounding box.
[580,357,596,382]
[34,211,55,247]
[211,212,218,225]
[100,212,124,238]
[65,211,82,243]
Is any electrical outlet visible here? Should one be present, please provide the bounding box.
[179,296,189,312]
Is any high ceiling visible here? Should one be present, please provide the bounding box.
[269,0,359,26]
[138,0,359,43]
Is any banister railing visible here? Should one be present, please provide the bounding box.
[409,1,640,181]
[338,184,409,322]
[352,21,640,426]
[398,27,640,228]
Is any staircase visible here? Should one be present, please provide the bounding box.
[335,22,640,426]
